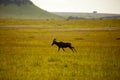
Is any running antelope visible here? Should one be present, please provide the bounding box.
[52,39,76,52]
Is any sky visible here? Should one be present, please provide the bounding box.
[31,0,120,14]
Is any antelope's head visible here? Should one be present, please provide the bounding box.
[52,38,56,46]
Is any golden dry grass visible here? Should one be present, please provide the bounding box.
[0,19,120,80]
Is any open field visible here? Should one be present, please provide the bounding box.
[0,19,120,28]
[0,19,120,80]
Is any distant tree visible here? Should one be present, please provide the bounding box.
[93,11,97,14]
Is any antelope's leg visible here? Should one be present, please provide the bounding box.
[58,47,60,52]
[69,47,74,52]
[73,47,77,52]
[62,48,65,51]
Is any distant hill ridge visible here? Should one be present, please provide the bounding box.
[53,12,120,19]
[0,0,33,6]
[0,0,61,19]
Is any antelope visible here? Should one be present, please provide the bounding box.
[52,39,76,52]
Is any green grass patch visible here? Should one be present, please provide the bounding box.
[0,4,61,19]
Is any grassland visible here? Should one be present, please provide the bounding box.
[0,19,120,28]
[0,19,120,80]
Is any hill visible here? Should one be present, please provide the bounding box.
[0,0,61,19]
[53,12,120,19]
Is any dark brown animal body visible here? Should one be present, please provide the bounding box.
[52,39,76,52]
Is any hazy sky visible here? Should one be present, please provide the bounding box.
[31,0,120,14]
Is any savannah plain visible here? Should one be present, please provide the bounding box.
[0,19,120,80]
